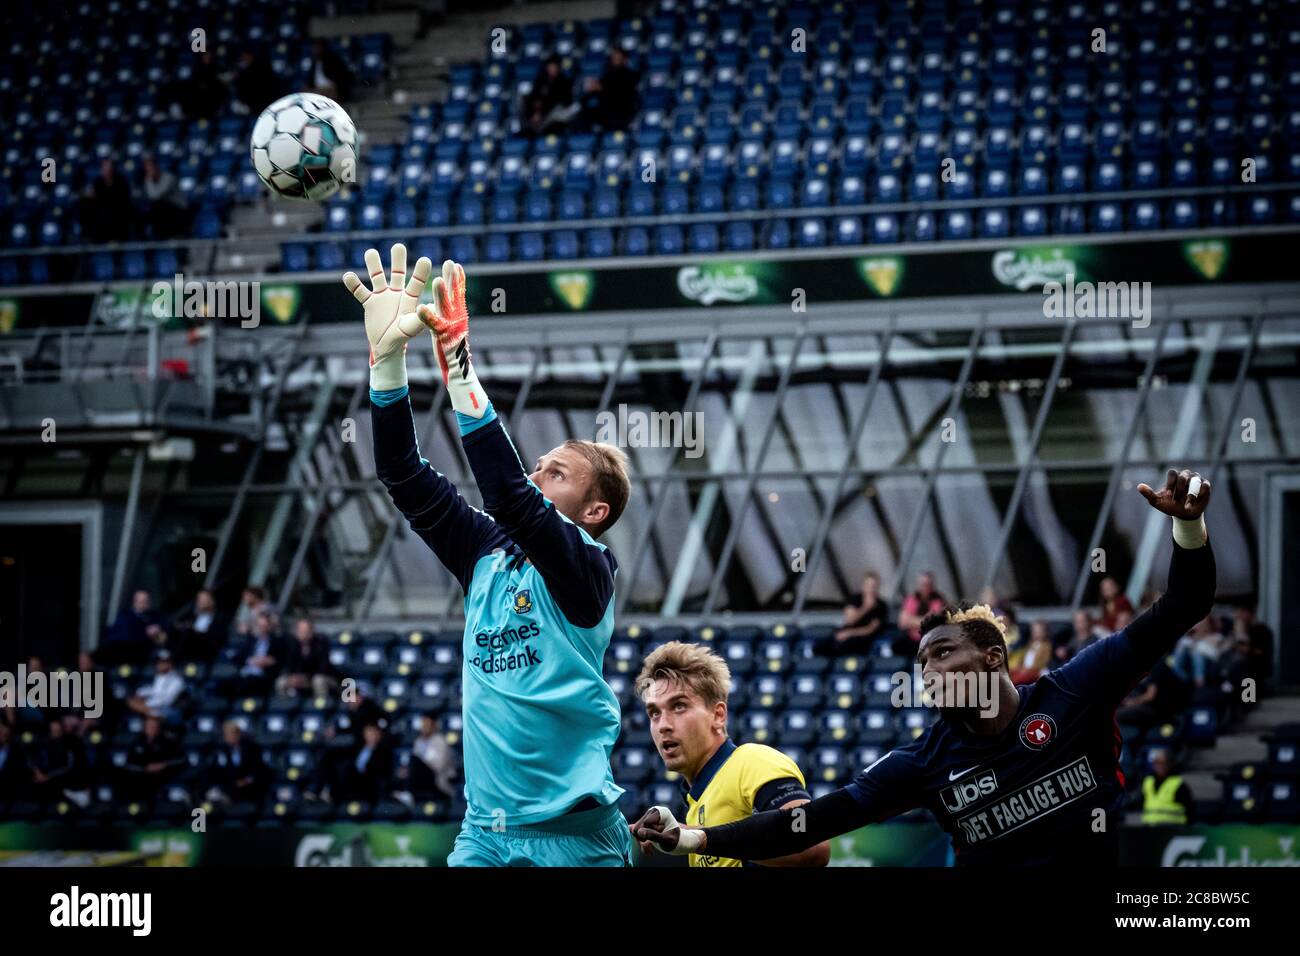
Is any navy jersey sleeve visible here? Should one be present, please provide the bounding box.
[1050,539,1216,705]
[459,406,616,629]
[371,394,505,593]
[703,747,923,862]
[753,777,812,814]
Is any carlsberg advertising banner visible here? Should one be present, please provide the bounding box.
[0,233,1294,332]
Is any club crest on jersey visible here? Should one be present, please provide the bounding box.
[1019,713,1057,750]
[511,589,533,615]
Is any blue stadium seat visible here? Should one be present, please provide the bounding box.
[584,228,615,258]
[723,220,755,251]
[280,243,310,273]
[517,232,546,262]
[551,230,580,260]
[653,225,684,255]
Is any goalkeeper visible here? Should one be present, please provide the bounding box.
[344,246,634,866]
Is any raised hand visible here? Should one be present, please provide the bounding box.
[415,259,487,417]
[1137,468,1212,521]
[342,243,432,391]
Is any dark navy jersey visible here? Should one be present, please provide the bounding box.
[702,540,1216,867]
[845,634,1143,865]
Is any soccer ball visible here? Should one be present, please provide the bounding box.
[250,92,357,201]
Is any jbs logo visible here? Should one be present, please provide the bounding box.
[940,770,999,813]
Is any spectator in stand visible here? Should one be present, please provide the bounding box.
[1098,575,1134,631]
[128,651,187,721]
[75,651,110,735]
[306,39,354,102]
[1010,620,1055,685]
[0,721,30,798]
[814,571,890,657]
[232,585,269,640]
[205,720,270,806]
[222,610,285,699]
[79,158,135,243]
[232,50,287,114]
[332,722,394,805]
[275,616,338,699]
[403,713,456,802]
[1232,605,1274,688]
[102,589,165,666]
[1117,659,1192,737]
[139,155,190,240]
[174,50,227,120]
[306,685,388,802]
[30,716,90,806]
[1217,632,1256,721]
[579,47,640,132]
[1060,609,1100,661]
[1137,749,1194,825]
[895,571,946,657]
[17,656,49,726]
[171,589,228,663]
[521,55,575,136]
[119,715,185,805]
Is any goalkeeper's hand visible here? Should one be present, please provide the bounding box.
[342,243,432,393]
[415,259,489,418]
[629,806,706,856]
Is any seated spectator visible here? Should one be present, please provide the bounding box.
[306,39,354,102]
[205,721,270,806]
[232,50,287,114]
[1232,605,1274,687]
[75,652,109,734]
[1117,659,1191,736]
[128,651,187,722]
[1010,620,1055,685]
[1098,575,1134,631]
[275,616,338,699]
[17,656,49,726]
[118,715,185,805]
[78,158,135,243]
[0,720,31,799]
[139,155,190,240]
[171,588,228,662]
[813,571,890,657]
[579,47,639,132]
[101,589,165,666]
[895,571,945,657]
[1217,633,1256,721]
[522,55,576,136]
[31,716,90,807]
[221,610,285,699]
[331,722,394,805]
[1137,749,1193,825]
[232,585,269,640]
[174,50,227,120]
[400,713,456,802]
[1061,609,1100,661]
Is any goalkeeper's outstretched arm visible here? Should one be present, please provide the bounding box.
[417,260,617,629]
[344,245,505,592]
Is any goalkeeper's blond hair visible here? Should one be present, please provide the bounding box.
[919,602,1011,669]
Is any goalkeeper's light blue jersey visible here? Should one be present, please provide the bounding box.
[370,390,623,827]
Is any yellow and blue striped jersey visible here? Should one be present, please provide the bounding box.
[682,738,810,867]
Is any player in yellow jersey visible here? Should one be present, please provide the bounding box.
[631,641,829,867]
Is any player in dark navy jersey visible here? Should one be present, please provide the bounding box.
[632,468,1215,866]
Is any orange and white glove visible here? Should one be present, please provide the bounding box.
[416,259,489,418]
[342,243,432,393]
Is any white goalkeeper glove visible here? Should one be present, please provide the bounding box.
[416,259,490,418]
[342,243,433,393]
[634,806,706,856]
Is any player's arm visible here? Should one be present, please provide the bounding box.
[417,260,615,628]
[1054,469,1216,702]
[344,245,504,592]
[634,748,922,862]
[740,751,829,867]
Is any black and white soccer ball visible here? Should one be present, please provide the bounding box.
[250,92,357,201]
